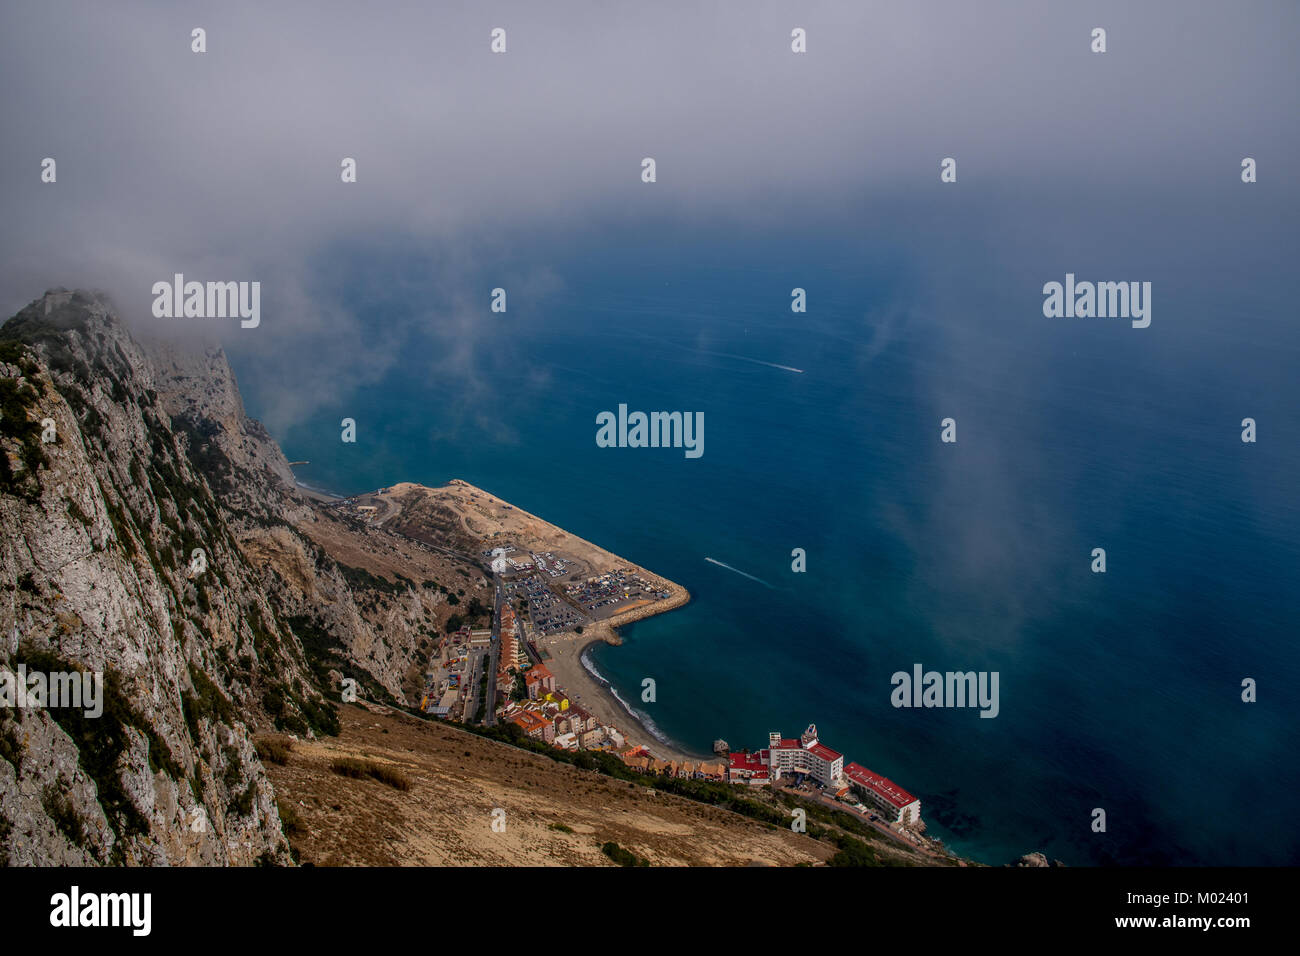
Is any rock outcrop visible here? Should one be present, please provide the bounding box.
[0,289,485,865]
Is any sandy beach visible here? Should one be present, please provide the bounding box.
[301,476,708,763]
[391,479,708,762]
[295,482,342,503]
[538,624,712,764]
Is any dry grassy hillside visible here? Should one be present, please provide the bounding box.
[264,704,838,867]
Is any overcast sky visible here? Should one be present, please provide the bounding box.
[1,0,1296,428]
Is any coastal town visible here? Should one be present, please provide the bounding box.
[424,611,928,834]
[323,480,932,852]
[413,538,682,739]
[724,724,924,831]
[416,540,929,849]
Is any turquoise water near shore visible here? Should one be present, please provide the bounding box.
[233,204,1300,866]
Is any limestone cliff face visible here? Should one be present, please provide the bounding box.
[141,335,306,525]
[0,289,461,866]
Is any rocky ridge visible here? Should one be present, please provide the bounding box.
[0,290,473,865]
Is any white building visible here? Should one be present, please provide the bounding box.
[737,723,923,828]
[757,724,844,788]
[843,762,922,826]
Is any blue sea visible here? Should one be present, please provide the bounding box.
[232,190,1300,867]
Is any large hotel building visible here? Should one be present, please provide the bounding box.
[728,724,922,826]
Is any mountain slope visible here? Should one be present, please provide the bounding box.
[0,289,940,868]
[1,290,302,863]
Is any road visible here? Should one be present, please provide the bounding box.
[483,574,503,726]
[459,647,485,723]
[325,494,508,726]
[810,790,942,859]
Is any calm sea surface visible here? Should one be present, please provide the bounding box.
[235,212,1300,866]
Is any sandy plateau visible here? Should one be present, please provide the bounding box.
[378,480,689,598]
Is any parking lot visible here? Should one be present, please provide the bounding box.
[563,568,670,620]
[509,574,586,635]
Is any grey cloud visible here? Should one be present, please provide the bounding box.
[1,0,1295,426]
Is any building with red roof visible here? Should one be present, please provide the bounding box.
[756,724,845,788]
[727,751,771,785]
[524,663,556,699]
[728,723,923,827]
[508,709,555,743]
[843,762,921,825]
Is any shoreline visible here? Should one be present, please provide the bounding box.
[294,479,346,503]
[294,474,708,764]
[538,626,712,765]
[400,478,706,763]
[561,582,710,763]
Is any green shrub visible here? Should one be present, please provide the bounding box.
[328,758,410,791]
[16,649,150,846]
[254,737,293,766]
[336,561,407,594]
[222,744,244,790]
[230,781,257,817]
[600,841,648,867]
[182,664,235,742]
[277,798,305,836]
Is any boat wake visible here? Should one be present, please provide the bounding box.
[704,556,773,588]
[699,348,804,374]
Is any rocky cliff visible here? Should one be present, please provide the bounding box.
[0,289,475,865]
[0,288,951,870]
